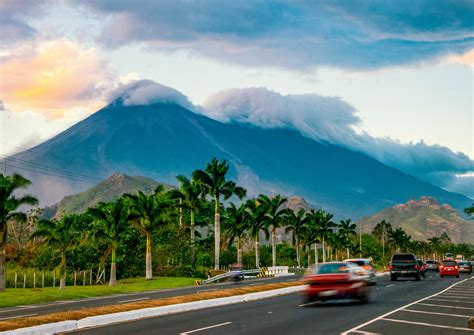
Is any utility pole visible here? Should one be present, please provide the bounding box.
[359,222,362,257]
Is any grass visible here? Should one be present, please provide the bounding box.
[0,276,196,308]
[0,280,303,331]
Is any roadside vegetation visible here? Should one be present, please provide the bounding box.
[1,158,473,296]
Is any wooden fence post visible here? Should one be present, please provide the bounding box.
[89,269,92,286]
[23,273,26,289]
[42,271,45,288]
[83,271,86,286]
[14,272,17,288]
[53,271,56,288]
[33,272,36,289]
[74,271,77,286]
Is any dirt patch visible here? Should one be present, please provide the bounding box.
[0,280,303,331]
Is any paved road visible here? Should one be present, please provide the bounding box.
[67,272,474,335]
[0,275,298,321]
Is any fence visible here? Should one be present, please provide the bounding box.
[6,267,108,289]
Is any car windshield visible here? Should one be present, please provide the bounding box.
[443,261,456,266]
[426,261,436,264]
[347,260,366,266]
[458,262,467,265]
[317,263,350,274]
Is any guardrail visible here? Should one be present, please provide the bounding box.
[194,269,262,285]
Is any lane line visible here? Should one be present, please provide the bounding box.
[417,303,474,310]
[436,294,473,299]
[341,278,470,334]
[180,322,232,334]
[299,301,321,307]
[118,297,149,304]
[427,298,474,304]
[385,284,394,288]
[0,313,37,321]
[350,330,381,334]
[380,318,474,332]
[400,308,471,318]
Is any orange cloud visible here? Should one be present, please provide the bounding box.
[0,39,114,118]
[447,49,474,68]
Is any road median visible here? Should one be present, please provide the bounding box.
[0,280,304,334]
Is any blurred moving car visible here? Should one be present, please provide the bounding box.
[439,260,459,278]
[344,258,377,285]
[445,253,454,260]
[457,261,472,274]
[425,260,440,272]
[229,263,244,281]
[303,262,371,304]
[389,253,421,281]
[417,259,427,278]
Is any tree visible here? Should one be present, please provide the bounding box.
[464,204,474,218]
[372,220,392,260]
[222,202,249,265]
[303,209,323,267]
[192,158,246,270]
[285,208,307,267]
[87,199,130,286]
[31,214,81,290]
[0,173,38,291]
[428,237,441,260]
[389,228,411,253]
[338,219,357,259]
[245,198,270,268]
[318,210,335,262]
[170,175,205,263]
[258,194,287,267]
[125,186,171,280]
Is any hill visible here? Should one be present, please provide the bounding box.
[357,196,474,244]
[10,85,472,219]
[48,173,167,217]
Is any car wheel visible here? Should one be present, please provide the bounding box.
[390,275,397,281]
[440,275,444,278]
[415,275,420,281]
[456,275,459,278]
[358,294,369,304]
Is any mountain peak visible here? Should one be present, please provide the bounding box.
[107,79,197,111]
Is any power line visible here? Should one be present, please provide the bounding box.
[5,164,99,184]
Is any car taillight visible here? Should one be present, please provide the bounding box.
[440,266,444,270]
[455,266,458,269]
[389,265,394,269]
[363,265,372,270]
[414,265,419,270]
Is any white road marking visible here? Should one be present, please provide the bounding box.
[385,284,394,288]
[350,330,381,334]
[418,303,474,310]
[380,318,474,332]
[268,311,272,314]
[180,321,232,334]
[436,294,473,299]
[299,301,321,307]
[117,297,150,304]
[341,278,470,335]
[427,298,474,304]
[0,313,37,321]
[401,308,471,318]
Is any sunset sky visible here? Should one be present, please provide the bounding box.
[0,1,473,196]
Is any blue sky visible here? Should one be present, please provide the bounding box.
[0,0,473,197]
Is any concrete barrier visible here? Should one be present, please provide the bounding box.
[0,321,77,335]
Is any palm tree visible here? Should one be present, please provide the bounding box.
[0,173,38,291]
[31,214,80,290]
[87,199,129,286]
[372,220,392,260]
[222,202,249,265]
[169,175,204,263]
[258,194,287,267]
[192,158,246,270]
[428,237,441,260]
[245,198,270,268]
[389,228,411,253]
[338,219,357,259]
[318,210,335,262]
[285,208,307,268]
[125,186,171,280]
[303,209,322,267]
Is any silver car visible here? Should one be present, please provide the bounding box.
[344,258,377,285]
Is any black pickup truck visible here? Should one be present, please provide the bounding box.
[390,253,421,281]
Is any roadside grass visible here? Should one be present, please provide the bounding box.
[0,277,195,308]
[0,280,304,331]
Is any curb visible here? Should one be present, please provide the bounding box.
[1,285,306,335]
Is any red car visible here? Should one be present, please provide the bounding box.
[439,260,459,278]
[303,262,371,304]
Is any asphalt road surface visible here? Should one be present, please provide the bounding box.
[0,275,297,321]
[67,272,474,335]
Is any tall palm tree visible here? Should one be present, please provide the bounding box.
[258,194,287,267]
[169,175,204,263]
[87,199,129,286]
[389,228,411,253]
[31,214,80,290]
[285,208,307,268]
[428,237,441,260]
[0,173,38,291]
[372,220,392,260]
[338,219,357,259]
[222,202,249,265]
[192,158,246,270]
[303,209,322,267]
[125,186,171,280]
[245,198,270,268]
[318,210,335,262]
